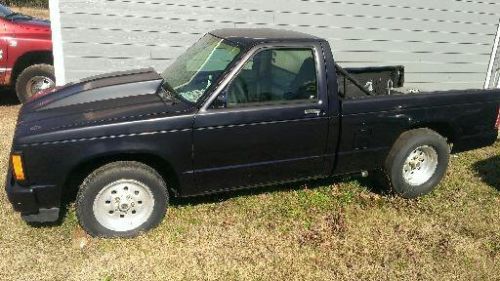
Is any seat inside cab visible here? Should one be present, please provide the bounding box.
[227,49,318,106]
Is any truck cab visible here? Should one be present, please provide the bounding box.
[184,29,336,191]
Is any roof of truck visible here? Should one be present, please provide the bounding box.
[210,28,323,46]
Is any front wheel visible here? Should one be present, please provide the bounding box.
[384,128,450,198]
[76,161,169,237]
[15,64,55,103]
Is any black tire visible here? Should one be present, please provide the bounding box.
[383,128,450,199]
[15,64,55,103]
[76,161,169,238]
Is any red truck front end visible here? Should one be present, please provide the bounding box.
[0,5,54,102]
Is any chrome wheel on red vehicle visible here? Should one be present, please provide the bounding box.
[26,75,55,97]
[15,64,55,103]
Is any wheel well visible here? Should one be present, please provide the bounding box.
[11,51,53,84]
[62,153,180,204]
[411,123,456,143]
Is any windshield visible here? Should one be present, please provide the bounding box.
[161,34,241,103]
[0,4,13,17]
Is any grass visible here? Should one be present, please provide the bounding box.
[10,5,49,19]
[0,96,498,280]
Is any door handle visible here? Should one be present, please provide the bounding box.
[304,108,322,116]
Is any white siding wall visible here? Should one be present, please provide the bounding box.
[56,0,500,90]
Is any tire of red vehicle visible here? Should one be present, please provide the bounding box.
[15,64,55,103]
[76,161,169,238]
[383,128,450,199]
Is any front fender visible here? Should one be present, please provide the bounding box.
[20,128,193,193]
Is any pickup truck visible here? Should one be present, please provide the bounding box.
[6,28,500,237]
[0,4,54,103]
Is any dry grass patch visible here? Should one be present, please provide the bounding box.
[0,102,498,280]
[10,6,49,19]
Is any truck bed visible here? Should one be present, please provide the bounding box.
[333,87,499,174]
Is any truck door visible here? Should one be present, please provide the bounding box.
[191,43,331,194]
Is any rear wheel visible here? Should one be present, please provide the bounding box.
[383,128,450,198]
[15,64,55,103]
[76,161,168,237]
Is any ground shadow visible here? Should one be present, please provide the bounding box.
[473,154,500,191]
[171,177,336,207]
[170,173,389,207]
[0,88,20,106]
[30,173,389,228]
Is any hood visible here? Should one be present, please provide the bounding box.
[14,17,50,27]
[3,15,51,40]
[15,68,195,144]
[10,16,51,35]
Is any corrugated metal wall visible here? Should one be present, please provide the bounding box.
[57,0,500,90]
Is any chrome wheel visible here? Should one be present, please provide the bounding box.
[26,76,55,96]
[93,179,155,232]
[402,145,438,186]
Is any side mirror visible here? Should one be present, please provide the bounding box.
[211,90,227,109]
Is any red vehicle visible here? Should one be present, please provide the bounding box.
[0,4,54,103]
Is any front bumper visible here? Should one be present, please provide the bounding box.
[5,169,60,223]
[0,68,12,86]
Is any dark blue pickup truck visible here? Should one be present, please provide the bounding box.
[6,29,500,237]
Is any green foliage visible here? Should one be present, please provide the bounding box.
[1,0,48,8]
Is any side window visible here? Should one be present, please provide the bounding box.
[220,48,318,108]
